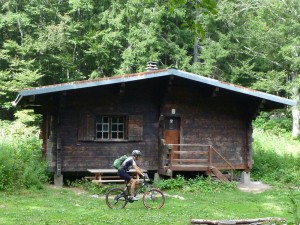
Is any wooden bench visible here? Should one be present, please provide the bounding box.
[87,169,147,185]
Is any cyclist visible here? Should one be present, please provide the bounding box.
[117,150,145,201]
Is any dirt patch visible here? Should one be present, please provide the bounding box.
[164,193,185,200]
[48,185,86,195]
[237,181,271,193]
[67,187,86,195]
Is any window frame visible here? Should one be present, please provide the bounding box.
[78,113,143,142]
[95,115,126,141]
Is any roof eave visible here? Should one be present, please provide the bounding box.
[18,69,171,97]
[171,69,297,107]
[14,68,297,107]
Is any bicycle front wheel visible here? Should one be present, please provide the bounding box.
[105,188,128,209]
[142,189,165,209]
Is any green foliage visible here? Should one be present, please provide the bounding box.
[0,186,296,224]
[14,109,42,127]
[0,136,49,191]
[197,0,300,104]
[0,0,208,110]
[252,71,287,95]
[1,0,299,140]
[0,110,41,137]
[0,118,48,191]
[253,111,293,135]
[67,178,109,194]
[154,175,237,193]
[287,189,300,225]
[154,174,186,190]
[251,129,300,186]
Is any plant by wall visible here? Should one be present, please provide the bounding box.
[0,112,48,191]
[0,136,49,191]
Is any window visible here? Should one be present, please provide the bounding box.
[78,114,143,142]
[96,116,124,140]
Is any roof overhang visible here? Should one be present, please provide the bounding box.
[13,68,297,107]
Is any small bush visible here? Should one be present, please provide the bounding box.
[252,129,300,186]
[154,175,186,190]
[154,175,237,193]
[67,178,109,194]
[0,119,49,191]
[253,110,293,135]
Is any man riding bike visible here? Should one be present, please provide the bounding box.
[117,150,145,201]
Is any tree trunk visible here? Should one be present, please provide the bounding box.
[291,46,299,139]
[193,0,200,64]
[193,38,200,63]
[292,85,300,138]
[292,105,300,138]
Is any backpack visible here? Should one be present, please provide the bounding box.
[113,155,128,169]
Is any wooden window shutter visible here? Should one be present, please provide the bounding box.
[128,115,143,141]
[78,113,95,141]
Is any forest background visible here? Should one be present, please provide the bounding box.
[0,0,299,139]
[0,1,300,222]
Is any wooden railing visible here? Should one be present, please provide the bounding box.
[210,146,235,181]
[161,141,235,181]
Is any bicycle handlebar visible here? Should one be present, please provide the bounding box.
[142,173,150,182]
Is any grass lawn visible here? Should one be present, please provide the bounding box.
[0,185,296,225]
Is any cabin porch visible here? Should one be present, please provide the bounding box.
[158,140,249,182]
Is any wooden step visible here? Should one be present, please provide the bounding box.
[172,151,208,155]
[210,167,229,182]
[171,159,208,163]
[168,165,209,171]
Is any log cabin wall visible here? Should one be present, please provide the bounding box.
[49,77,167,172]
[42,75,257,174]
[160,77,255,170]
[17,69,294,180]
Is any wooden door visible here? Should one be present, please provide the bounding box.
[164,117,180,160]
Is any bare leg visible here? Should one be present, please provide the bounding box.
[130,178,136,196]
[124,181,130,191]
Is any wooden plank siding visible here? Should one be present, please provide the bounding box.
[40,75,256,174]
[42,78,166,172]
[158,77,253,173]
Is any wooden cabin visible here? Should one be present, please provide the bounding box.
[14,68,296,185]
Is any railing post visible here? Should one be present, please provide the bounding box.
[167,144,172,166]
[208,145,212,169]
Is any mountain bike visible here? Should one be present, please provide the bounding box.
[105,175,165,209]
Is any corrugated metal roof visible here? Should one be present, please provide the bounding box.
[17,69,170,96]
[14,68,297,106]
[172,70,297,106]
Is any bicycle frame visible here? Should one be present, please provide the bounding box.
[105,176,165,209]
[124,178,150,199]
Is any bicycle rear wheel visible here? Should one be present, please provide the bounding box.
[105,188,128,209]
[142,188,165,209]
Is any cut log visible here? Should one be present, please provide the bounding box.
[190,217,286,224]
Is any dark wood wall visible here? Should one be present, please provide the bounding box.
[42,75,257,173]
[48,78,167,172]
[160,77,254,169]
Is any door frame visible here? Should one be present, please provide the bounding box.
[161,115,181,160]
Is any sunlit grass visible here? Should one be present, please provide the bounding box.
[0,186,297,224]
[1,125,299,224]
[252,129,300,186]
[253,129,300,156]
